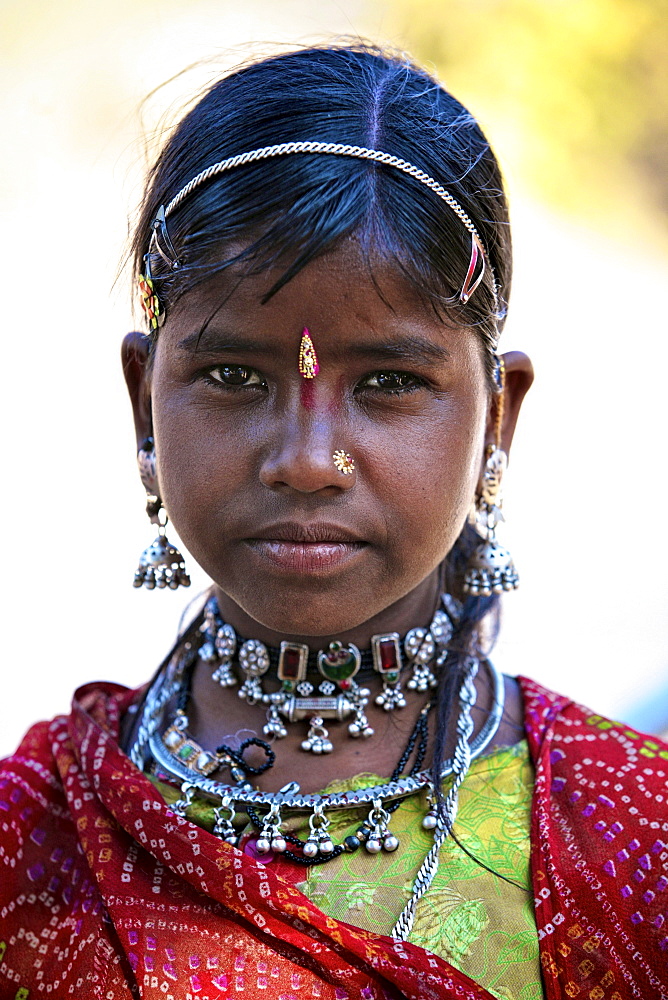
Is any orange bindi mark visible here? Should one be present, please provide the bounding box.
[298,328,319,380]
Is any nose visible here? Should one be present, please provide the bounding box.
[259,408,356,495]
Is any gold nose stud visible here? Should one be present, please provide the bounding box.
[333,450,355,475]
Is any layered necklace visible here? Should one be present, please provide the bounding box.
[130,594,505,939]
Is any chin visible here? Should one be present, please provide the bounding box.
[250,602,376,638]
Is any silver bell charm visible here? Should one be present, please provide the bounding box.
[463,539,519,597]
[364,799,399,854]
[304,804,334,858]
[256,803,287,855]
[301,716,334,754]
[133,531,191,590]
[213,795,239,846]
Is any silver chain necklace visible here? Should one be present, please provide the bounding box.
[129,599,505,929]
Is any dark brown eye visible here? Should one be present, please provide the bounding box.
[208,365,264,387]
[361,371,423,392]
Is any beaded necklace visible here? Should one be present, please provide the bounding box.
[129,596,505,938]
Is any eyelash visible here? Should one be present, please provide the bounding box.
[201,366,426,395]
[357,371,425,395]
[203,366,267,389]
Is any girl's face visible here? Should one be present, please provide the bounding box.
[128,243,502,641]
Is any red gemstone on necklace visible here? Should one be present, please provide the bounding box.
[378,639,400,673]
[282,648,302,679]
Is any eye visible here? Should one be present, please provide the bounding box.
[205,365,266,388]
[358,371,425,394]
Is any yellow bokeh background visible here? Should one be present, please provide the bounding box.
[2,0,667,754]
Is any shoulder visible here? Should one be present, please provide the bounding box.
[517,674,668,773]
[0,681,137,875]
[518,676,668,993]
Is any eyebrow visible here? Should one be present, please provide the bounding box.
[176,330,269,353]
[176,330,451,365]
[348,337,451,365]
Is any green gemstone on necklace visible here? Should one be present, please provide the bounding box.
[177,744,196,761]
[317,641,361,682]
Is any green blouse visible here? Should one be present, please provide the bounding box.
[153,740,542,1000]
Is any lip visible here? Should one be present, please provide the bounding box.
[245,522,367,574]
[249,521,366,544]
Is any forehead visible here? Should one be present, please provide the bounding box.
[159,240,482,364]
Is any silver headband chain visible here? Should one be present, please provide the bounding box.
[146,141,497,309]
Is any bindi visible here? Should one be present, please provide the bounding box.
[298,328,319,380]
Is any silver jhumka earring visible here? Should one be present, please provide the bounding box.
[133,437,191,591]
[463,443,519,597]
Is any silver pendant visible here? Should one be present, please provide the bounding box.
[362,798,399,853]
[301,716,334,754]
[372,633,406,711]
[348,685,374,738]
[212,622,237,687]
[263,700,288,739]
[303,804,335,858]
[255,803,287,855]
[213,795,239,846]
[404,627,438,692]
[237,639,270,703]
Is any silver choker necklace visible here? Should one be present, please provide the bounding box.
[129,595,505,940]
[198,594,461,754]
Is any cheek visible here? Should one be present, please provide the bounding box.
[366,393,486,565]
[149,382,252,532]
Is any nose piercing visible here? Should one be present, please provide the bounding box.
[333,450,355,475]
[298,328,319,379]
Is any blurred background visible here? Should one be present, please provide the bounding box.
[1,0,667,755]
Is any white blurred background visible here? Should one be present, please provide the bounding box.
[2,0,667,755]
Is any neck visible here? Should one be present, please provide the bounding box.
[212,569,442,649]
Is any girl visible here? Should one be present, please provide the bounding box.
[1,43,665,1000]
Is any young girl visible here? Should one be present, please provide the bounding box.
[1,43,666,1000]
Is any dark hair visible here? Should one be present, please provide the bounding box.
[133,43,511,380]
[132,42,511,807]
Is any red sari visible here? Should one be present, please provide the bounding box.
[0,677,666,999]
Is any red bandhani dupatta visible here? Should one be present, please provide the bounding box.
[519,676,668,999]
[0,677,666,999]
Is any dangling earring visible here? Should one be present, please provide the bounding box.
[463,443,519,597]
[133,437,191,591]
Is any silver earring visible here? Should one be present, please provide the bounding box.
[133,437,191,591]
[463,444,519,597]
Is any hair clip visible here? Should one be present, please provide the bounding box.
[137,274,164,330]
[460,234,486,304]
[148,205,181,272]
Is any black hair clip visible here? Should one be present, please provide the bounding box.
[146,205,181,275]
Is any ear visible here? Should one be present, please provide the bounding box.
[121,332,153,448]
[487,351,534,456]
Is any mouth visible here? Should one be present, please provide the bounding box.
[245,522,368,573]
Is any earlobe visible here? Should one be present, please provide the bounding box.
[489,351,534,456]
[121,331,153,446]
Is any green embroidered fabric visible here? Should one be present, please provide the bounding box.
[291,740,541,1000]
[152,740,541,1000]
